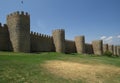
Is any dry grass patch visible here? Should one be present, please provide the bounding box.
[41,60,120,83]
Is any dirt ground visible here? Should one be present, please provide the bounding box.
[42,60,120,83]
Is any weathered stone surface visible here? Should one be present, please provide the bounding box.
[117,46,120,56]
[30,32,54,52]
[0,24,12,51]
[75,36,85,54]
[85,43,93,54]
[52,29,65,53]
[7,11,30,52]
[65,40,76,53]
[92,40,103,55]
[103,44,108,53]
[108,45,114,54]
[113,46,117,56]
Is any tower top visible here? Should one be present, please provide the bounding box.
[52,29,65,33]
[7,11,30,19]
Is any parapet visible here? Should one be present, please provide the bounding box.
[52,29,65,33]
[75,36,85,42]
[0,23,8,29]
[30,31,52,39]
[7,11,30,19]
[92,40,103,44]
[0,23,8,34]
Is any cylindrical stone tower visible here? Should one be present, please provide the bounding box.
[7,11,30,52]
[75,36,85,54]
[113,46,117,56]
[108,45,114,54]
[52,29,65,53]
[103,44,108,53]
[117,46,120,56]
[92,40,103,55]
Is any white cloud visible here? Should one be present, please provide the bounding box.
[105,36,113,41]
[100,36,120,45]
[100,36,106,40]
[117,35,120,38]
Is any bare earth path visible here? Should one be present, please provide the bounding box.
[42,60,120,83]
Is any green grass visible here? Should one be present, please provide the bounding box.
[0,52,120,83]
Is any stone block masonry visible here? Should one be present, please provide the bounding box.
[30,32,54,52]
[85,43,93,54]
[108,45,114,54]
[103,44,108,53]
[7,11,30,52]
[0,23,12,51]
[0,11,120,56]
[65,40,76,53]
[117,46,120,56]
[75,36,85,54]
[92,40,103,55]
[113,46,117,56]
[52,29,65,53]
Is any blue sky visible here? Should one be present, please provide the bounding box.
[0,0,120,45]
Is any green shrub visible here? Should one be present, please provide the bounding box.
[103,51,113,57]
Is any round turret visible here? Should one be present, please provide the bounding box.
[108,45,114,54]
[52,29,65,53]
[113,46,117,55]
[75,36,85,54]
[92,40,103,55]
[7,11,30,52]
[117,46,120,56]
[103,44,108,53]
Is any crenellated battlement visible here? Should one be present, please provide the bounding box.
[52,29,65,33]
[30,31,52,39]
[0,23,8,30]
[7,11,30,19]
[0,23,11,51]
[0,23,4,28]
[7,11,30,52]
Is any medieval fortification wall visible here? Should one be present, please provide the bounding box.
[65,40,76,53]
[30,31,54,52]
[0,24,12,51]
[0,11,120,56]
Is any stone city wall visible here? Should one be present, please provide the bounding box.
[65,40,76,53]
[85,43,93,54]
[0,23,12,51]
[0,11,120,56]
[30,32,54,52]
